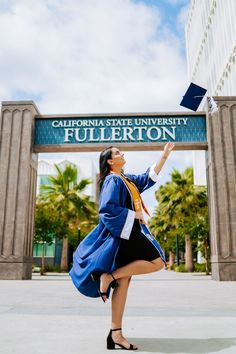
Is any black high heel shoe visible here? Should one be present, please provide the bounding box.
[107,328,138,350]
[91,272,117,302]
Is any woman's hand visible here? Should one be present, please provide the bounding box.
[163,142,175,159]
[135,211,145,224]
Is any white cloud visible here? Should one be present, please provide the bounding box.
[177,2,190,32]
[0,0,188,114]
[1,0,194,215]
[165,0,189,6]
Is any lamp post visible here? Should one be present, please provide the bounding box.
[163,235,168,270]
[77,226,81,246]
[176,234,179,266]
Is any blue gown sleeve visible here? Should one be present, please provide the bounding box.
[125,164,160,193]
[99,175,135,240]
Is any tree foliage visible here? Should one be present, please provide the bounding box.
[149,167,209,273]
[35,163,98,272]
[34,200,68,274]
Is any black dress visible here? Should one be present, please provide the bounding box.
[114,188,160,268]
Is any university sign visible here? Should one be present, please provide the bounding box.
[1,98,236,281]
[34,113,207,151]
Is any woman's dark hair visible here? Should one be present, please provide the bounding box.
[98,146,114,192]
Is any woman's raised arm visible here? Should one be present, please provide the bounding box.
[153,142,175,175]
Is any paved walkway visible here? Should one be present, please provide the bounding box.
[0,270,236,354]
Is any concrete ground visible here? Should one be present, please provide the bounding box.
[0,270,236,354]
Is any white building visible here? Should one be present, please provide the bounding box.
[186,0,236,186]
[37,156,97,200]
[184,1,236,264]
[186,0,236,105]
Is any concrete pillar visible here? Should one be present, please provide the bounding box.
[0,101,38,279]
[207,97,236,280]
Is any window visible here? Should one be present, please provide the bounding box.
[33,242,55,257]
[39,175,52,186]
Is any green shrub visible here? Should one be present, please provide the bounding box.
[44,264,61,272]
[175,264,187,272]
[170,264,176,271]
[170,262,211,273]
[194,262,211,273]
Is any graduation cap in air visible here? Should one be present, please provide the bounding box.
[180,82,207,111]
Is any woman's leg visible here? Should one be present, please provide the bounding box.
[103,258,163,349]
[110,276,138,349]
[114,257,164,279]
[111,276,131,329]
[100,257,164,297]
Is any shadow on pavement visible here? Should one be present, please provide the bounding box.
[128,337,236,353]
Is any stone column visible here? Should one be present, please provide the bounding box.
[0,101,38,279]
[206,97,236,280]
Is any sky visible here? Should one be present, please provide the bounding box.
[0,0,190,112]
[0,0,197,215]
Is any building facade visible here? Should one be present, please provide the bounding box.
[187,0,236,183]
[186,0,236,105]
[186,0,236,264]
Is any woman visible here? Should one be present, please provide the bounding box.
[69,142,174,350]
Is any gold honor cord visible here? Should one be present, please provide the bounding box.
[120,175,150,218]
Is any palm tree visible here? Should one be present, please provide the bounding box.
[149,206,178,266]
[150,168,208,272]
[169,168,195,272]
[40,163,97,272]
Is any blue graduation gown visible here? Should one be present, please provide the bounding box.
[69,166,166,298]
